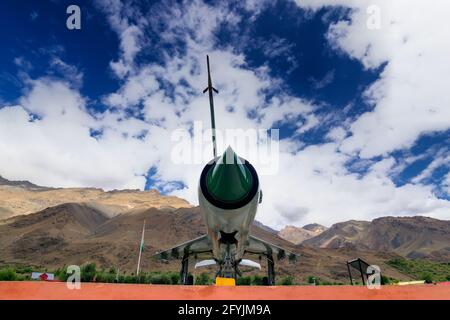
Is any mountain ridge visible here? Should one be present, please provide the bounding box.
[302,216,450,261]
[1,175,448,272]
[278,223,328,244]
[0,175,192,219]
[0,202,415,283]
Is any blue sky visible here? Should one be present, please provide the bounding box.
[0,0,449,227]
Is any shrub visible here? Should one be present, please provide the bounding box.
[18,274,30,281]
[149,273,171,284]
[15,266,33,274]
[381,275,390,285]
[279,276,294,285]
[251,275,264,286]
[237,276,251,286]
[135,274,147,284]
[81,263,97,282]
[56,266,68,281]
[307,276,317,285]
[421,272,434,284]
[387,258,450,282]
[96,272,116,283]
[124,275,137,283]
[168,272,180,285]
[195,272,212,285]
[0,268,17,281]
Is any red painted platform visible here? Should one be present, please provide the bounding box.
[0,281,449,300]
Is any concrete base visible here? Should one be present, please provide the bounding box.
[1,281,449,300]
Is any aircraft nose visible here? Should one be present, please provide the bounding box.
[206,146,253,203]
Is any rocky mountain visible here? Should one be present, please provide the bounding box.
[302,217,450,261]
[278,226,316,245]
[302,220,369,248]
[0,175,446,282]
[0,176,192,220]
[252,220,278,234]
[278,224,327,245]
[0,175,49,190]
[0,203,413,283]
[303,223,328,234]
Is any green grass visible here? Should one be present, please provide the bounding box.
[387,258,450,283]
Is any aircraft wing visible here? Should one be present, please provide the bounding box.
[245,235,298,262]
[154,234,213,260]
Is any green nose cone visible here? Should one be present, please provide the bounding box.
[206,146,253,203]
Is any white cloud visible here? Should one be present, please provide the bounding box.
[95,0,144,78]
[0,0,449,229]
[104,67,160,108]
[50,58,83,88]
[259,142,450,227]
[443,173,450,195]
[0,80,159,190]
[411,148,450,184]
[326,126,347,142]
[20,78,88,121]
[310,69,335,89]
[296,0,450,158]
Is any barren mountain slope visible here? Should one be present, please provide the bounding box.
[278,226,317,244]
[278,223,328,245]
[303,223,328,234]
[303,220,370,248]
[0,204,414,283]
[0,176,192,219]
[302,217,450,261]
[363,216,450,260]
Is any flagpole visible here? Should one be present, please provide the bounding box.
[136,219,145,276]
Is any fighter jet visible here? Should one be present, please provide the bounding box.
[155,56,297,285]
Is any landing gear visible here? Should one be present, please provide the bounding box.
[221,251,236,279]
[180,254,193,285]
[267,254,275,286]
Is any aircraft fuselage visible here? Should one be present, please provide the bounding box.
[197,147,261,278]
